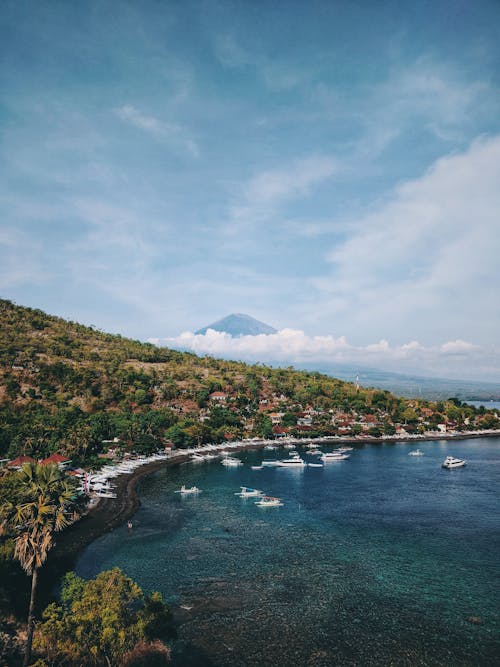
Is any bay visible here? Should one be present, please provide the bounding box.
[76,438,500,666]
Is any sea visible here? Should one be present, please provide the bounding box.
[76,438,500,666]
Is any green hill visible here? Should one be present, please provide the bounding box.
[0,299,495,465]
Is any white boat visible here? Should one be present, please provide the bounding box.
[235,486,263,497]
[264,444,277,451]
[221,457,243,467]
[307,462,324,468]
[276,455,306,467]
[321,452,350,462]
[409,449,424,456]
[191,454,206,462]
[175,485,202,494]
[442,456,466,469]
[95,491,117,498]
[336,446,353,453]
[255,496,283,507]
[261,460,280,467]
[251,465,263,470]
[308,449,323,456]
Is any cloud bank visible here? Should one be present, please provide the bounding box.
[152,329,499,381]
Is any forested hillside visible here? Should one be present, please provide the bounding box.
[0,299,496,466]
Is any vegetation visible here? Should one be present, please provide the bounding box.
[1,299,497,468]
[0,463,82,666]
[32,568,175,666]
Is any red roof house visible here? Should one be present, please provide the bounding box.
[7,455,36,469]
[39,453,70,467]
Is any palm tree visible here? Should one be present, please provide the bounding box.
[0,462,81,667]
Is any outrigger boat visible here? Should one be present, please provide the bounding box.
[255,496,283,507]
[175,485,202,494]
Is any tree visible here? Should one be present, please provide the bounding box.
[0,463,81,667]
[34,569,175,666]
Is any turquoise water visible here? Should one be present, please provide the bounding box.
[76,439,500,666]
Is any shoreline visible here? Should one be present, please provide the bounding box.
[44,429,500,592]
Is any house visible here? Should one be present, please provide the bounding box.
[8,455,36,469]
[39,453,71,468]
[210,391,227,402]
[269,412,284,425]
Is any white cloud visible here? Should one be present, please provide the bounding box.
[152,328,499,380]
[306,134,500,346]
[114,105,199,156]
[227,155,337,230]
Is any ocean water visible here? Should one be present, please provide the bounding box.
[76,438,500,666]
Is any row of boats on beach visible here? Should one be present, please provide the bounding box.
[82,439,467,501]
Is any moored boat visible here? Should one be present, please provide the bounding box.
[409,449,424,456]
[175,485,202,494]
[321,452,350,462]
[236,486,263,497]
[276,455,306,467]
[221,457,243,467]
[255,496,283,507]
[442,456,466,469]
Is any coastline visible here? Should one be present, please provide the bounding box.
[44,429,500,591]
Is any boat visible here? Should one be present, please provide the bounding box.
[409,449,424,456]
[264,444,277,451]
[261,460,280,467]
[308,449,323,456]
[175,485,202,494]
[95,491,117,498]
[321,452,350,462]
[221,457,243,467]
[276,455,306,467]
[191,454,206,462]
[442,456,466,469]
[251,465,263,470]
[255,496,283,507]
[336,446,353,453]
[235,486,263,497]
[307,462,324,468]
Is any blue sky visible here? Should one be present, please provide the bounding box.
[1,1,500,380]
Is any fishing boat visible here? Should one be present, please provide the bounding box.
[255,496,283,507]
[235,486,263,497]
[175,485,202,494]
[442,456,466,469]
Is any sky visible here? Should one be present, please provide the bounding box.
[1,0,500,380]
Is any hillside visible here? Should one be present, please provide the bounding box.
[0,299,497,465]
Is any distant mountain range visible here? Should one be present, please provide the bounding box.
[195,313,277,337]
[298,362,500,402]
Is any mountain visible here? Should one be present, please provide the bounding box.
[195,313,277,337]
